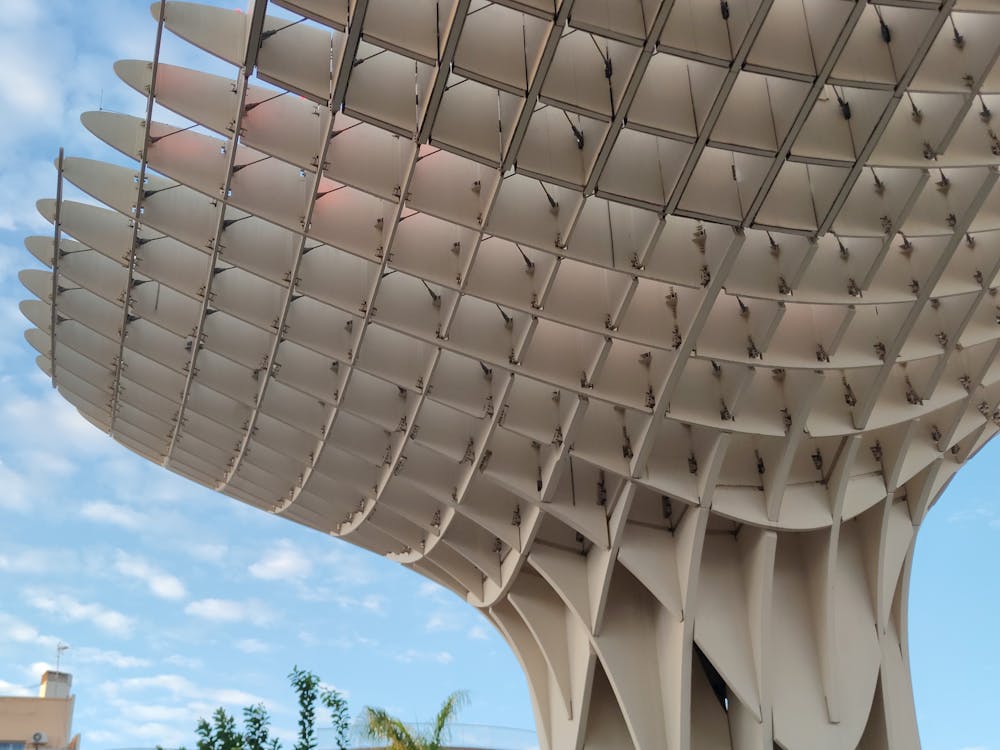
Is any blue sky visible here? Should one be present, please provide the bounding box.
[0,3,996,750]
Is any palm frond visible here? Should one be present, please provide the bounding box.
[429,691,468,746]
[363,707,420,750]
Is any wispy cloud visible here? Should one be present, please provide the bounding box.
[425,610,460,633]
[332,593,387,616]
[234,638,269,654]
[86,723,192,750]
[104,674,268,708]
[323,545,378,586]
[183,598,274,627]
[247,539,379,605]
[0,389,112,458]
[0,678,34,697]
[248,539,312,581]
[23,590,135,637]
[81,501,148,530]
[421,595,489,640]
[164,654,202,670]
[330,632,378,651]
[0,629,148,670]
[393,649,454,665]
[25,661,54,681]
[0,545,80,574]
[0,612,61,649]
[75,646,151,669]
[417,580,449,600]
[947,505,1000,530]
[467,625,490,641]
[0,458,30,511]
[298,631,321,647]
[94,674,271,747]
[114,550,187,601]
[185,542,228,563]
[948,507,993,523]
[0,0,42,27]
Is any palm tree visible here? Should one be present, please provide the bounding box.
[362,691,468,750]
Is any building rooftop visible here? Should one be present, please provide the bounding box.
[0,671,79,750]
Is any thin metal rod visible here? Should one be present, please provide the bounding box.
[166,0,273,468]
[109,0,167,435]
[49,147,64,389]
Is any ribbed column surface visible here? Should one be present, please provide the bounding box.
[19,1,1000,748]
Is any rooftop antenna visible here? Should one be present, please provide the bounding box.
[55,642,69,672]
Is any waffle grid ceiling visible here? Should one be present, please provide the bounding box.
[17,2,1000,745]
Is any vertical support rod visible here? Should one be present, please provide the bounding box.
[164,0,270,467]
[109,0,168,435]
[49,147,64,389]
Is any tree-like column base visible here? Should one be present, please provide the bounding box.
[483,459,951,750]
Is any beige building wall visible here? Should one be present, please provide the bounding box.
[0,672,78,750]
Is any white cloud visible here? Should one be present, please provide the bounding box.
[0,36,61,123]
[183,598,274,627]
[75,647,150,669]
[298,631,320,646]
[105,674,194,696]
[235,638,269,654]
[251,543,379,599]
[0,458,30,511]
[394,649,453,665]
[424,604,488,637]
[111,703,192,723]
[185,542,228,563]
[92,721,187,750]
[0,678,33,697]
[0,390,111,458]
[322,546,378,586]
[0,244,19,284]
[467,625,490,641]
[104,674,267,708]
[93,672,271,749]
[0,0,42,27]
[330,632,378,650]
[0,547,73,574]
[26,661,53,681]
[17,449,77,477]
[0,621,146,681]
[417,580,452,603]
[114,550,187,601]
[80,500,148,530]
[946,505,1000,532]
[164,654,202,670]
[418,580,443,597]
[425,611,460,633]
[331,593,387,616]
[24,590,135,637]
[948,507,992,523]
[249,539,312,581]
[213,688,266,705]
[0,612,61,649]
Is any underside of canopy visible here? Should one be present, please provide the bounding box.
[19,1,1000,748]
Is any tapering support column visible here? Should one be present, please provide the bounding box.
[487,474,946,750]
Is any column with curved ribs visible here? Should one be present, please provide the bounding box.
[19,1,1000,748]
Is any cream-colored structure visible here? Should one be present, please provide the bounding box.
[0,672,79,750]
[19,1,1000,748]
